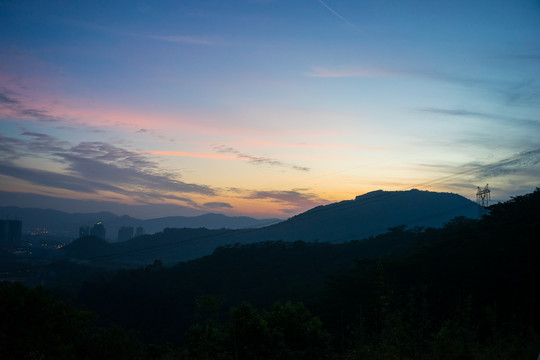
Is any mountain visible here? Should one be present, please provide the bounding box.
[0,206,282,241]
[60,189,481,266]
[139,213,281,233]
[241,189,480,243]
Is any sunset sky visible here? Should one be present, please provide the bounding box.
[1,0,539,219]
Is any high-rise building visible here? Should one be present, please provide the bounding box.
[0,220,5,246]
[135,226,144,237]
[79,225,90,238]
[0,219,22,247]
[118,226,134,242]
[90,222,106,240]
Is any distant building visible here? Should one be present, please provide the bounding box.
[135,226,144,237]
[79,225,90,238]
[118,226,134,242]
[0,219,22,247]
[0,221,7,245]
[90,222,106,240]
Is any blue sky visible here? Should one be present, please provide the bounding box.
[1,0,539,218]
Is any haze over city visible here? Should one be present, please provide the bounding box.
[1,0,539,218]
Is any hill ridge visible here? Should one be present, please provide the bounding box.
[61,189,481,266]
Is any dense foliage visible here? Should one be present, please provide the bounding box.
[3,189,539,359]
[74,228,426,345]
[187,299,331,360]
[0,282,143,360]
[321,190,540,359]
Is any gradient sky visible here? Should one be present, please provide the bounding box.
[1,0,539,219]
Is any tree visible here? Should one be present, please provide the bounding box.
[0,282,143,360]
[187,301,331,360]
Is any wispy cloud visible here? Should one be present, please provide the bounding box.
[419,149,540,187]
[213,145,310,172]
[241,140,377,150]
[420,108,493,118]
[0,89,63,123]
[147,35,215,45]
[306,65,489,86]
[1,131,69,160]
[306,66,395,78]
[0,132,329,216]
[317,0,359,30]
[412,69,488,87]
[59,141,215,195]
[149,151,237,160]
[0,133,216,202]
[0,134,26,159]
[0,93,19,105]
[468,149,540,180]
[500,78,540,106]
[0,161,125,194]
[311,63,540,112]
[22,131,70,153]
[245,189,328,209]
[204,201,233,209]
[419,107,540,130]
[56,17,217,46]
[160,193,200,208]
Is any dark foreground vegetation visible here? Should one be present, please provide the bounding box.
[1,189,539,359]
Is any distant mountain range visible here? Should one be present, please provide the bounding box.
[60,189,481,267]
[0,206,282,241]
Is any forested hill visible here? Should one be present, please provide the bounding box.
[61,189,480,266]
[3,189,539,359]
[66,189,540,359]
[248,188,479,243]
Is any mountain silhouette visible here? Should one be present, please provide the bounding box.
[244,189,480,243]
[0,206,281,241]
[60,189,481,266]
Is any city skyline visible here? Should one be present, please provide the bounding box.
[1,0,539,218]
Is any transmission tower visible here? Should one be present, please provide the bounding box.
[476,184,490,216]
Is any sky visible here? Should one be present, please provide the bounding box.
[0,0,539,219]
